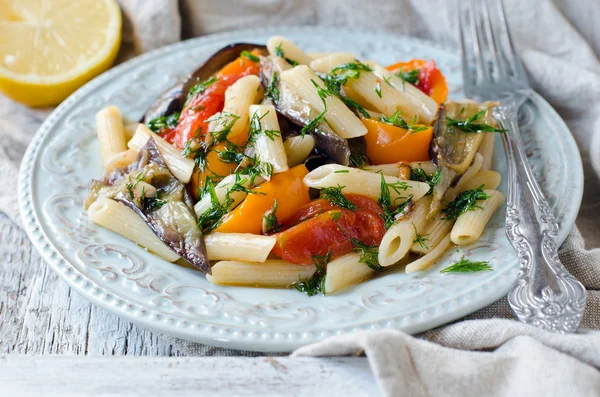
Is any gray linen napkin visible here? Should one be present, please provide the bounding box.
[2,0,600,393]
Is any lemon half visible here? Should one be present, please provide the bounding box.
[0,0,121,107]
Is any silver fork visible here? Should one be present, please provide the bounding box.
[458,0,586,332]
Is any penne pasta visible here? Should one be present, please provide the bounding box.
[368,63,438,124]
[411,211,454,254]
[451,153,483,195]
[87,197,179,262]
[304,164,430,203]
[451,190,505,246]
[324,253,375,294]
[96,105,128,171]
[193,173,253,217]
[204,232,276,263]
[284,135,315,167]
[361,163,402,176]
[267,36,314,65]
[104,149,138,173]
[460,170,501,192]
[311,54,423,120]
[249,104,289,173]
[478,132,496,171]
[405,233,453,273]
[207,260,317,288]
[378,196,431,267]
[128,124,195,183]
[308,52,354,60]
[208,75,261,142]
[280,65,367,139]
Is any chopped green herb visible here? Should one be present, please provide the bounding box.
[263,199,281,234]
[295,251,331,296]
[442,185,490,220]
[340,96,371,118]
[321,185,357,211]
[351,239,383,271]
[229,173,265,196]
[240,50,260,63]
[186,76,217,104]
[329,210,342,221]
[441,256,493,273]
[265,71,280,102]
[147,112,180,133]
[383,76,393,86]
[375,81,382,98]
[238,155,274,184]
[197,179,232,233]
[349,153,368,168]
[207,112,240,143]
[379,111,428,134]
[215,142,245,164]
[125,171,145,200]
[334,170,350,174]
[300,79,330,137]
[395,68,420,85]
[410,167,441,195]
[274,41,298,66]
[446,109,507,133]
[378,174,413,228]
[248,110,281,143]
[182,137,208,172]
[142,196,167,212]
[412,222,429,249]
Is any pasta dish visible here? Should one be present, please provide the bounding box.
[85,36,505,296]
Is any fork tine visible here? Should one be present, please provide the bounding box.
[467,0,489,83]
[480,0,506,80]
[493,0,529,84]
[458,1,475,87]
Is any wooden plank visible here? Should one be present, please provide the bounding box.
[0,356,378,396]
[0,215,180,356]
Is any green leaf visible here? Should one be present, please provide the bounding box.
[147,112,180,133]
[321,185,357,211]
[186,76,217,104]
[379,111,428,134]
[442,185,490,220]
[446,109,507,133]
[441,256,493,273]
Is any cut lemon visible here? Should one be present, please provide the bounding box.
[0,0,122,107]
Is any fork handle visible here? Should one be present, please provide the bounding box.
[497,99,587,332]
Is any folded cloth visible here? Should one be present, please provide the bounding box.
[1,0,600,394]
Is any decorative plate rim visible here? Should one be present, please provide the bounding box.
[18,26,583,352]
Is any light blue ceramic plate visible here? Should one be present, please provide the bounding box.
[19,27,583,352]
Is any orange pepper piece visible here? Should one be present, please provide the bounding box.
[362,119,433,164]
[214,165,311,234]
[386,59,448,104]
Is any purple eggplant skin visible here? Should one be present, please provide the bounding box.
[142,43,268,123]
[259,55,352,166]
[113,139,210,273]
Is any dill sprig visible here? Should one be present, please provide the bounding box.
[262,199,281,234]
[147,112,180,133]
[125,171,145,200]
[441,256,493,273]
[349,153,368,168]
[240,50,259,63]
[375,81,382,98]
[395,68,420,85]
[379,111,429,134]
[275,42,299,66]
[196,179,232,233]
[410,167,441,195]
[321,61,372,118]
[182,137,209,172]
[412,222,429,250]
[215,142,245,164]
[351,239,383,271]
[248,110,281,143]
[142,196,167,212]
[207,112,240,143]
[295,251,331,296]
[186,76,217,104]
[378,174,413,228]
[446,109,507,133]
[300,79,330,137]
[321,185,357,211]
[265,71,280,102]
[442,185,490,220]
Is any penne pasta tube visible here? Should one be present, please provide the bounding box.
[204,232,276,263]
[96,105,128,170]
[378,196,431,267]
[451,190,505,246]
[410,211,454,254]
[460,170,501,192]
[451,153,483,195]
[267,36,313,65]
[87,197,179,262]
[311,54,422,120]
[193,173,261,217]
[478,132,496,171]
[104,149,138,173]
[308,52,354,60]
[324,253,375,294]
[128,124,195,183]
[249,104,289,173]
[209,75,261,142]
[361,162,401,176]
[284,135,315,167]
[207,260,317,288]
[368,63,438,124]
[280,65,367,139]
[304,164,430,203]
[405,233,453,273]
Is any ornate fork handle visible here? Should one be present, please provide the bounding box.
[496,92,587,333]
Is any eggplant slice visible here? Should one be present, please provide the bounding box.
[142,43,268,123]
[86,140,210,273]
[260,55,352,166]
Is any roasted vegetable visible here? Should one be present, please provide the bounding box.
[260,55,352,165]
[142,43,267,124]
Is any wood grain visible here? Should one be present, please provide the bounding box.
[1,356,378,396]
[0,214,181,356]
